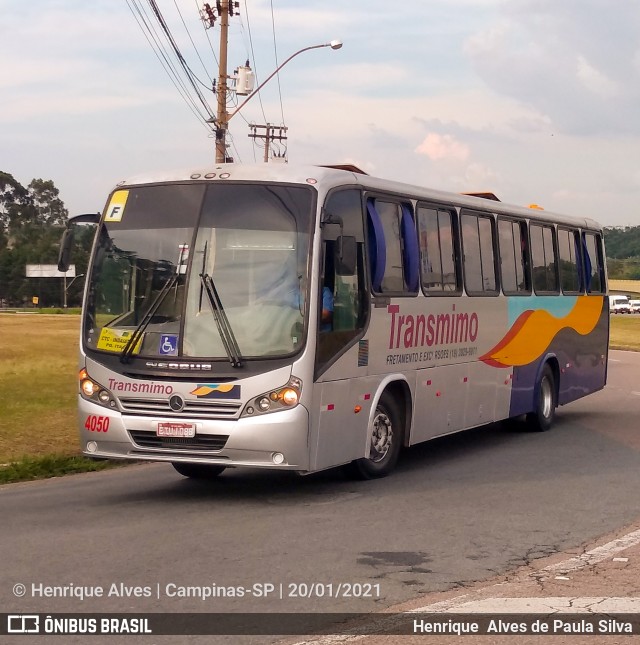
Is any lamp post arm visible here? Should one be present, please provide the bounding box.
[227,43,329,122]
[66,274,85,291]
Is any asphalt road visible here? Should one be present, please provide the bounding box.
[2,350,640,644]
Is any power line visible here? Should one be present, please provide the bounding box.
[146,0,215,117]
[225,130,242,163]
[128,0,212,123]
[194,0,220,67]
[241,1,268,124]
[126,0,214,130]
[172,0,214,85]
[269,0,286,125]
[129,0,193,99]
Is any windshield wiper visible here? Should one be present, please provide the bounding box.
[119,270,179,364]
[120,245,189,364]
[200,273,243,368]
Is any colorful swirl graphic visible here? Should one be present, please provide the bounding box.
[480,296,604,368]
[190,384,240,398]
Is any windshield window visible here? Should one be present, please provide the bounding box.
[84,182,313,362]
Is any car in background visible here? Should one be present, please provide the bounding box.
[610,295,631,314]
[629,299,640,313]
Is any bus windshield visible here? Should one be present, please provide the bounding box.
[84,182,313,362]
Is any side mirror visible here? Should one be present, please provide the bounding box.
[69,212,101,225]
[336,235,357,275]
[57,212,100,272]
[57,227,75,272]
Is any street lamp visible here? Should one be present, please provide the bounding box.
[63,273,84,309]
[215,40,343,163]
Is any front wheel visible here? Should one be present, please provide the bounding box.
[346,392,403,479]
[526,364,557,432]
[171,462,226,479]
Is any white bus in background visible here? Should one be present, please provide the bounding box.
[610,295,631,314]
[58,164,609,480]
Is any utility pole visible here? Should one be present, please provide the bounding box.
[248,124,288,162]
[201,1,238,163]
[215,1,231,163]
[200,2,342,164]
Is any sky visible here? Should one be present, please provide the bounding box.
[2,0,640,227]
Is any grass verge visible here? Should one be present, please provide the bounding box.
[609,315,640,351]
[0,315,83,461]
[0,455,127,485]
[0,314,131,484]
[0,307,81,314]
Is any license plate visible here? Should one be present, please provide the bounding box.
[157,422,196,438]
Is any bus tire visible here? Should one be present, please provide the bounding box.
[171,462,226,479]
[346,391,403,479]
[526,364,557,432]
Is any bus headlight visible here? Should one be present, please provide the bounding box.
[241,377,302,417]
[79,368,117,410]
[81,378,100,397]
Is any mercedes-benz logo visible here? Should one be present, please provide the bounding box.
[169,394,185,413]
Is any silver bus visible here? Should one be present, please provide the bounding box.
[59,163,608,479]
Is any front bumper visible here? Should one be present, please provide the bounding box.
[78,397,311,471]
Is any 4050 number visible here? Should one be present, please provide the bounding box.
[85,415,110,432]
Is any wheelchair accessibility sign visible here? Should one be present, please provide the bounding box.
[159,334,179,356]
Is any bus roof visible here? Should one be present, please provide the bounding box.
[115,163,603,231]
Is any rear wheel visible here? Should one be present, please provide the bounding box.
[346,391,403,479]
[526,364,557,432]
[171,462,226,479]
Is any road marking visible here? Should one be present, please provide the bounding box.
[417,596,640,613]
[289,526,640,645]
[408,526,640,614]
[540,526,640,576]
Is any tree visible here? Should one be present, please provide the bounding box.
[0,172,29,217]
[28,178,68,227]
[0,172,30,237]
[0,172,75,307]
[604,226,640,259]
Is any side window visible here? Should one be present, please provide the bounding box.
[461,210,498,294]
[498,218,529,294]
[557,228,582,294]
[417,205,460,294]
[583,232,605,294]
[366,197,419,295]
[530,223,559,293]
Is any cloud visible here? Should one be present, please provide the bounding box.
[576,56,618,98]
[464,0,640,135]
[415,133,470,161]
[463,162,501,189]
[3,0,640,228]
[244,0,350,34]
[0,2,205,124]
